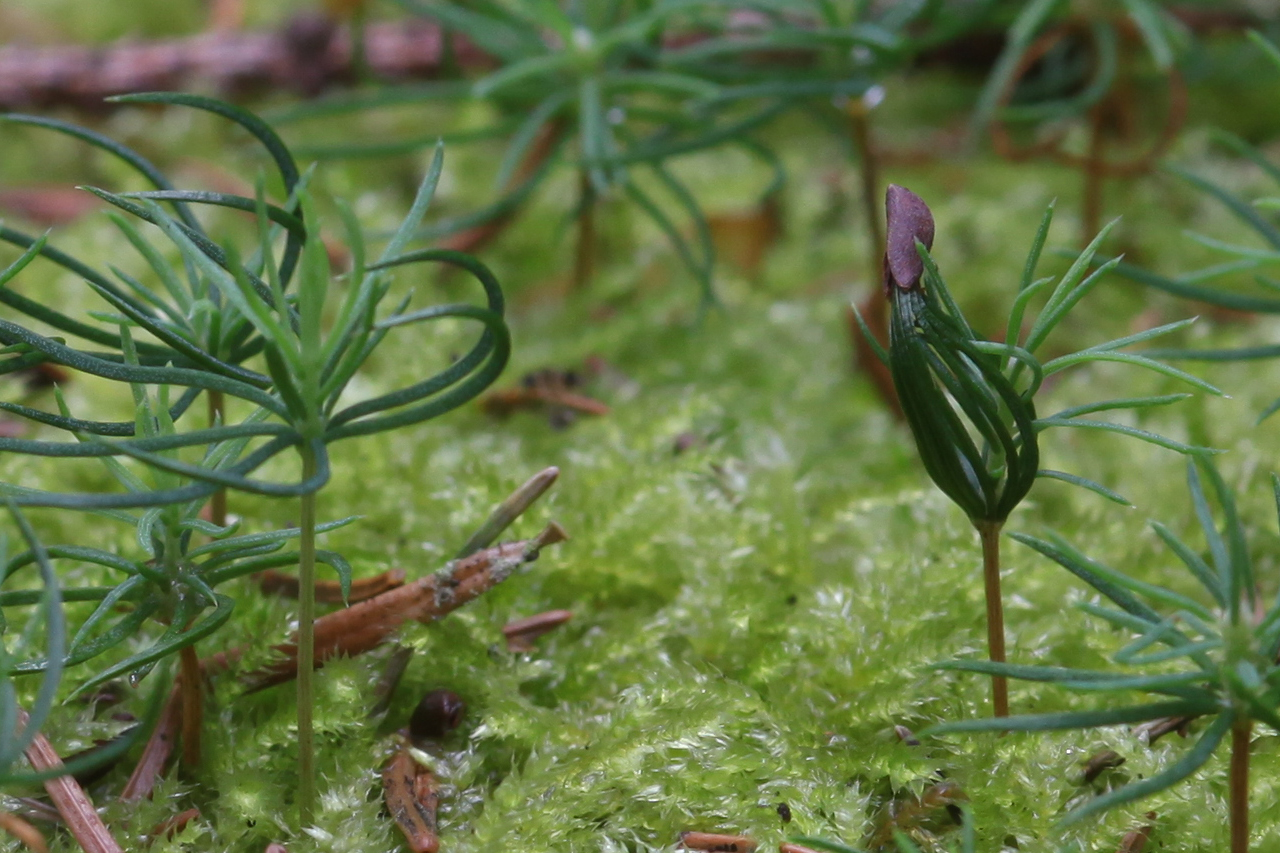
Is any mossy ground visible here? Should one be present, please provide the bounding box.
[6,7,1280,852]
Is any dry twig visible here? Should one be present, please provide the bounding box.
[18,710,122,853]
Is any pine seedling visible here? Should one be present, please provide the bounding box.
[0,96,511,825]
[929,458,1280,853]
[866,185,1220,716]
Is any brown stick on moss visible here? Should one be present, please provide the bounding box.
[382,747,440,853]
[243,523,568,691]
[18,710,122,853]
[977,521,1009,717]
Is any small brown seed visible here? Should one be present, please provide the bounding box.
[1082,749,1125,784]
[776,802,791,823]
[894,724,920,746]
[679,831,757,852]
[1115,812,1156,853]
[409,690,466,740]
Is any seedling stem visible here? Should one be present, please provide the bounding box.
[574,170,597,292]
[296,446,319,826]
[977,520,1009,717]
[1232,717,1251,853]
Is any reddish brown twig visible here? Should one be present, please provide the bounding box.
[121,649,244,803]
[258,568,406,603]
[264,844,290,853]
[18,710,122,853]
[0,813,47,853]
[502,609,573,652]
[120,687,183,803]
[382,747,440,853]
[778,845,823,853]
[679,832,757,852]
[243,524,568,691]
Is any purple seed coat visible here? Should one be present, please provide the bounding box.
[884,185,935,292]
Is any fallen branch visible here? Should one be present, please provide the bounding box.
[243,523,568,691]
[0,14,485,112]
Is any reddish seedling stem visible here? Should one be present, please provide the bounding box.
[18,710,122,853]
[177,644,203,769]
[977,521,1009,717]
[1231,719,1251,853]
[573,171,596,292]
[382,747,440,853]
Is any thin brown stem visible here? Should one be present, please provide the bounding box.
[1231,718,1251,853]
[848,98,884,287]
[296,448,318,826]
[1082,106,1106,247]
[977,521,1009,717]
[573,171,596,292]
[177,645,202,769]
[206,390,227,527]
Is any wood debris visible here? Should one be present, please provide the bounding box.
[243,524,568,691]
[382,747,440,853]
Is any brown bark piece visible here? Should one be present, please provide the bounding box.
[243,524,567,691]
[382,748,440,853]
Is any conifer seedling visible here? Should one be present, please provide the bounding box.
[863,185,1220,716]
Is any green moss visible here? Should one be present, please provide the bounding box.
[6,36,1280,853]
